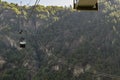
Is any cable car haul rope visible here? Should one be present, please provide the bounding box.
[19,0,41,48]
[18,0,99,48]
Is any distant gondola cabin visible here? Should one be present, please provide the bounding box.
[73,0,98,10]
[19,38,26,48]
[20,41,26,48]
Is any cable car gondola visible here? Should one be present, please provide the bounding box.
[19,37,26,48]
[73,0,98,11]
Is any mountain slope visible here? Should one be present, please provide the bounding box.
[0,0,120,80]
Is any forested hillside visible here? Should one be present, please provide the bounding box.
[0,0,120,80]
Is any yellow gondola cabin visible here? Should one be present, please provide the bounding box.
[73,0,98,10]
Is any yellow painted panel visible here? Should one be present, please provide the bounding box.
[78,0,97,6]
